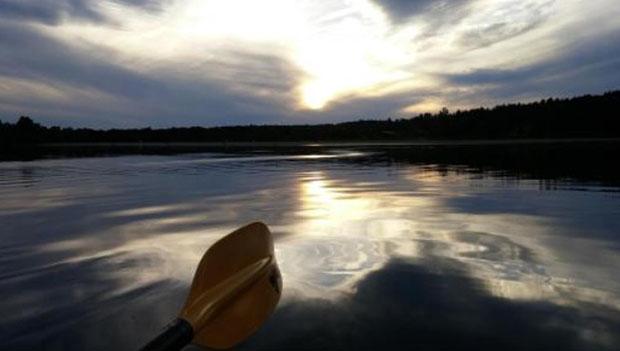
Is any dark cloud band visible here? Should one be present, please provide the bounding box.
[0,0,164,25]
[372,0,472,24]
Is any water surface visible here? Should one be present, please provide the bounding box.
[1,142,619,350]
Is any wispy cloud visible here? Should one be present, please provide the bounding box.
[372,0,473,28]
[0,0,164,25]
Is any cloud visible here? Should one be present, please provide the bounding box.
[0,0,103,25]
[0,0,164,25]
[456,0,554,50]
[372,0,472,25]
[457,17,545,50]
[0,0,619,127]
[444,27,620,102]
[0,21,302,127]
[310,91,426,122]
[245,257,620,350]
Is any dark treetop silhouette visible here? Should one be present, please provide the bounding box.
[1,91,619,145]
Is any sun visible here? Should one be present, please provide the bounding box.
[51,0,413,111]
[178,0,409,110]
[292,4,411,110]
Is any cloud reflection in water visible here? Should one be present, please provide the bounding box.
[0,149,619,350]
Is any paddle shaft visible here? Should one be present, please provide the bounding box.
[140,318,194,351]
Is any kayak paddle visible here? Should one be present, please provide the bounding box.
[140,222,282,351]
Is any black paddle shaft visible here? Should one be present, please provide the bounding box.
[140,318,194,351]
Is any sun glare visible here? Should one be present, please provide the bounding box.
[294,3,410,110]
[296,20,388,110]
[178,0,303,42]
[176,0,413,110]
[51,0,417,111]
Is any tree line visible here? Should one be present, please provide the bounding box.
[1,91,619,145]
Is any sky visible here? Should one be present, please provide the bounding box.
[0,0,619,128]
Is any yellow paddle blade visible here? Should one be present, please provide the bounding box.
[179,222,282,349]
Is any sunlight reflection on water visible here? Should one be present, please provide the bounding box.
[1,147,619,350]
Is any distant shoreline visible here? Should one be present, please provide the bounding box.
[2,91,619,145]
[35,137,620,147]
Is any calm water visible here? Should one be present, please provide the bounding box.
[1,142,620,350]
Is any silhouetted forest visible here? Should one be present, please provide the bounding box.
[1,91,619,145]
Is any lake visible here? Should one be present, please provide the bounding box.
[1,141,619,350]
